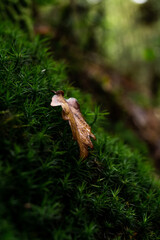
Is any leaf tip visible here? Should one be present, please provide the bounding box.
[51,90,64,96]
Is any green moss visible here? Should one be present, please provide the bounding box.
[0,0,33,37]
[1,22,160,240]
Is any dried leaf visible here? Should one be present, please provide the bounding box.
[50,90,96,159]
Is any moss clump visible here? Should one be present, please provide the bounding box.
[1,22,160,240]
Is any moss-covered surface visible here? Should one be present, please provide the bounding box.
[1,22,160,240]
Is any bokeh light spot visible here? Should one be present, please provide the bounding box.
[131,0,148,4]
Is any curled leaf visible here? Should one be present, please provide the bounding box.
[51,90,96,159]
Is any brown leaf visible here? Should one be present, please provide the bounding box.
[50,90,96,159]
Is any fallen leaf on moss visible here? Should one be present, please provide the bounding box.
[50,90,96,159]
